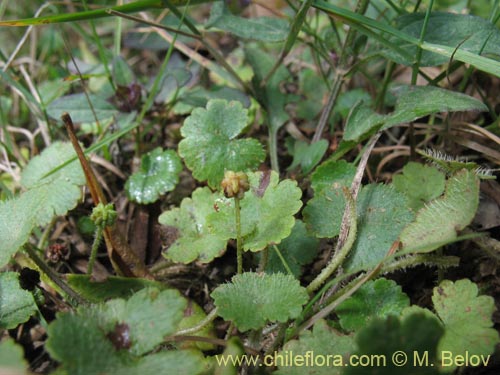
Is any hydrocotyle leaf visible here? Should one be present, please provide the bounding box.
[212,272,308,331]
[310,159,356,194]
[400,169,480,254]
[178,99,265,188]
[265,220,319,278]
[335,278,410,332]
[432,279,499,371]
[393,162,446,212]
[208,171,303,252]
[344,313,444,374]
[125,148,182,204]
[287,139,329,175]
[0,272,37,329]
[159,187,228,264]
[275,319,355,374]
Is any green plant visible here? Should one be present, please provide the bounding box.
[1,0,499,374]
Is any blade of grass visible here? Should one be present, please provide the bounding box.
[81,0,115,92]
[311,0,500,78]
[312,0,370,143]
[0,0,211,26]
[262,0,314,86]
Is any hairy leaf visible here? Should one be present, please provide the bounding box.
[178,99,265,188]
[275,320,355,374]
[96,288,186,356]
[383,85,487,130]
[0,142,85,267]
[0,272,37,329]
[336,278,410,332]
[212,272,308,331]
[400,169,479,253]
[21,141,85,226]
[345,184,414,272]
[0,194,36,267]
[46,288,194,374]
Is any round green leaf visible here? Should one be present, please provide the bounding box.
[0,338,28,373]
[265,220,319,278]
[178,99,265,188]
[125,148,182,204]
[46,288,192,375]
[208,171,303,252]
[275,320,355,375]
[433,279,499,370]
[0,272,37,329]
[335,278,410,332]
[212,272,308,332]
[159,187,228,263]
[344,313,444,374]
[393,162,446,212]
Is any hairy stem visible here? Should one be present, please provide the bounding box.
[235,197,243,274]
[306,187,357,293]
[87,226,103,275]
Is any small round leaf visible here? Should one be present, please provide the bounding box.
[126,148,182,204]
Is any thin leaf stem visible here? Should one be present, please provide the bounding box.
[173,308,219,336]
[235,196,243,274]
[87,226,103,275]
[312,0,369,142]
[306,187,357,293]
[272,244,293,276]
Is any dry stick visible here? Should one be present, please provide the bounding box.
[306,132,381,293]
[109,9,252,94]
[61,113,153,279]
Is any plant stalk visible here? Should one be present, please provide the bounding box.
[235,196,243,274]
